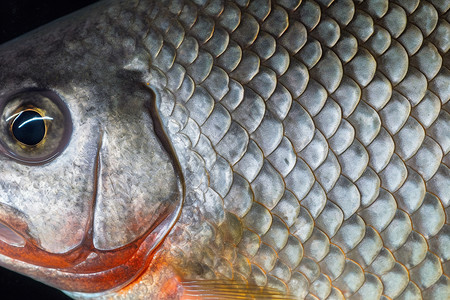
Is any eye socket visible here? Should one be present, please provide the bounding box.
[0,90,72,164]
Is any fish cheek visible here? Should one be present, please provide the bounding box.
[91,97,182,251]
[0,125,99,254]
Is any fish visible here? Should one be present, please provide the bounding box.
[0,0,448,299]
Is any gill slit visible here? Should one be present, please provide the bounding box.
[82,128,104,250]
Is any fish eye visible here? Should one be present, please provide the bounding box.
[0,90,72,164]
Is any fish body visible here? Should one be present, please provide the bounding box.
[0,0,449,299]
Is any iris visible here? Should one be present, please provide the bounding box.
[0,90,72,164]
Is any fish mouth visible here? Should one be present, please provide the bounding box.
[0,203,180,293]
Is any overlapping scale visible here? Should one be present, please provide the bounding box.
[148,0,450,298]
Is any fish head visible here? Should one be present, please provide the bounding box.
[0,0,183,295]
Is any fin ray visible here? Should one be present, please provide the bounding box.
[181,280,295,299]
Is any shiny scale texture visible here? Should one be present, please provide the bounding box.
[72,0,449,299]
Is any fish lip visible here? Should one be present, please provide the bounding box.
[0,203,38,246]
[0,202,182,293]
[0,221,26,247]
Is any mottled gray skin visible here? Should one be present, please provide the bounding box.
[0,0,449,299]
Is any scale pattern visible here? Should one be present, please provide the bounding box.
[133,0,449,298]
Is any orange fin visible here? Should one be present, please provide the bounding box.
[180,280,295,300]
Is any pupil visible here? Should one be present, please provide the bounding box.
[12,111,46,146]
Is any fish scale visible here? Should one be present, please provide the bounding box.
[129,0,450,299]
[0,0,448,299]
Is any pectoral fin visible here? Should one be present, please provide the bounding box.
[180,280,294,299]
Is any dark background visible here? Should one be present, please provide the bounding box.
[0,1,99,299]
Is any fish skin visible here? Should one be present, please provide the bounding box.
[0,0,449,299]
